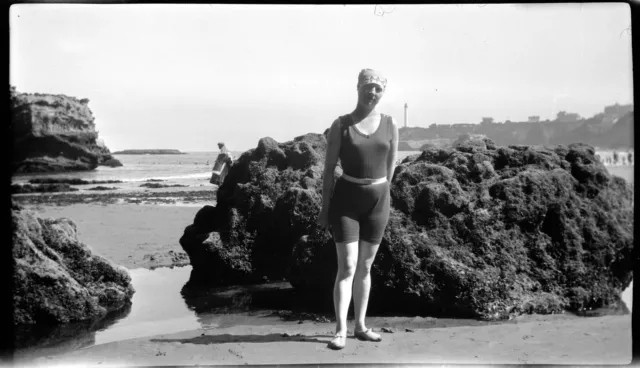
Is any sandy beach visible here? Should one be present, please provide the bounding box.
[24,314,633,366]
[11,195,634,366]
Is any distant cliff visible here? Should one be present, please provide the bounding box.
[112,149,185,155]
[550,112,633,148]
[400,111,633,151]
[10,86,122,173]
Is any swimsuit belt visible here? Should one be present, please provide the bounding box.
[341,173,387,185]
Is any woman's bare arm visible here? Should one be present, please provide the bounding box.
[320,119,343,215]
[386,116,399,182]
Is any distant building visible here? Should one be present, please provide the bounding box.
[481,117,494,124]
[555,111,581,123]
[528,116,540,123]
[601,115,617,125]
[601,103,633,127]
[604,103,633,116]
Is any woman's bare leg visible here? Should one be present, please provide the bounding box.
[333,241,359,336]
[353,239,380,332]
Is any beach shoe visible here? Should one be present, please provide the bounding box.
[354,328,382,342]
[327,334,347,350]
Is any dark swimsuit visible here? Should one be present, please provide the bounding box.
[328,114,392,244]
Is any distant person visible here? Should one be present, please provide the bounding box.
[317,69,399,350]
[210,142,234,185]
[218,142,230,155]
[628,152,633,165]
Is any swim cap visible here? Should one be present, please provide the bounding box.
[358,69,387,89]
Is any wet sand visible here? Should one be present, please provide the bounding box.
[21,203,196,269]
[22,314,632,366]
[12,192,634,366]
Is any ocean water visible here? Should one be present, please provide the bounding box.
[11,151,244,188]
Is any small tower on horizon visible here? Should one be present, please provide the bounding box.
[404,103,408,128]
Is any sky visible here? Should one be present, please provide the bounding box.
[10,4,633,152]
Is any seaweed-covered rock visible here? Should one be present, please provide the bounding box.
[11,183,80,194]
[382,142,632,319]
[13,206,134,325]
[180,133,330,286]
[180,133,634,320]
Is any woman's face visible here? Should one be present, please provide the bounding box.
[357,83,385,107]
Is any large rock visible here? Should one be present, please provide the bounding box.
[370,141,633,318]
[10,86,122,173]
[12,203,134,325]
[180,133,331,286]
[179,134,634,320]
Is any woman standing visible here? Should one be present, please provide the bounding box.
[317,69,399,350]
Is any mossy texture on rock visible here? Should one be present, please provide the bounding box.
[384,141,632,319]
[180,134,633,320]
[13,206,134,325]
[11,89,122,173]
[180,134,330,286]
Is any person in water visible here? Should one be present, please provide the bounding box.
[317,69,399,350]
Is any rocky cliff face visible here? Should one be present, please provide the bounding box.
[12,202,134,325]
[179,134,634,320]
[11,87,122,173]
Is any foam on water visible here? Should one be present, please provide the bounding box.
[11,151,234,184]
[117,172,212,183]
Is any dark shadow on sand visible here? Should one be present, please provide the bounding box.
[150,333,332,345]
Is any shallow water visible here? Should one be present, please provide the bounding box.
[93,267,198,346]
[11,151,244,191]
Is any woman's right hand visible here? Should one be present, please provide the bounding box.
[316,208,331,236]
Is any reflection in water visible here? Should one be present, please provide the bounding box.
[94,266,199,345]
[180,280,334,329]
[14,302,132,361]
[13,266,196,362]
